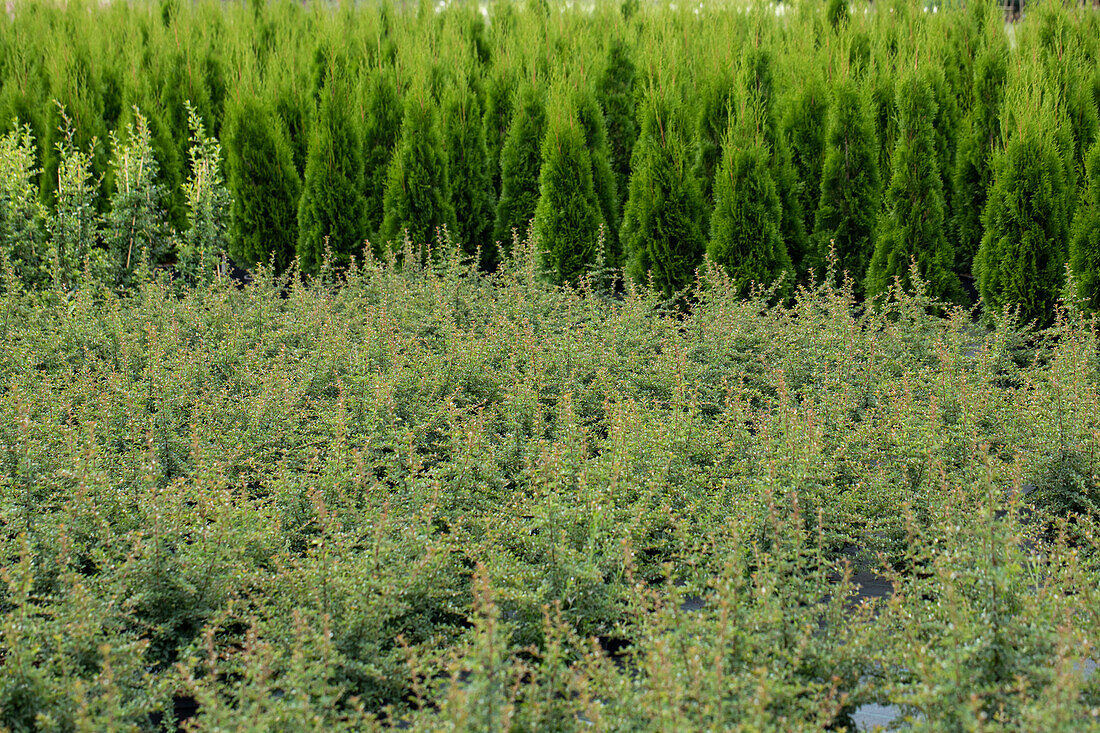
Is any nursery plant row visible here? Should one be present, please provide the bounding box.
[1,0,1100,323]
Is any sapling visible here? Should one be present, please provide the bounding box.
[179,103,231,283]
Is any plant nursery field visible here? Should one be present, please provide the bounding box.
[2,0,1100,730]
[1,251,1099,730]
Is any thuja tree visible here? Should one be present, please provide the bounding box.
[483,64,515,198]
[707,105,792,296]
[0,124,46,288]
[975,109,1072,324]
[298,75,367,273]
[693,69,736,209]
[621,91,707,297]
[812,79,880,294]
[928,66,963,255]
[493,82,546,250]
[224,97,301,272]
[360,70,403,247]
[575,87,620,265]
[1071,141,1100,310]
[532,99,605,284]
[952,41,1008,274]
[785,71,830,242]
[442,79,495,267]
[179,105,231,282]
[866,71,959,302]
[47,111,103,290]
[596,37,638,209]
[105,111,172,285]
[742,44,809,274]
[380,89,457,255]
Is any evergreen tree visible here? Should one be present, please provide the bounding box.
[47,111,104,290]
[785,72,830,242]
[707,107,792,296]
[483,65,515,199]
[273,83,312,177]
[741,44,809,274]
[866,71,960,301]
[380,90,457,255]
[297,75,367,273]
[179,104,231,282]
[105,111,173,286]
[493,82,546,250]
[869,65,899,199]
[360,70,403,247]
[812,80,880,294]
[596,38,638,210]
[0,124,46,288]
[1070,141,1100,310]
[442,79,495,267]
[575,87,620,265]
[976,117,1071,324]
[621,92,707,297]
[928,66,962,257]
[693,70,736,209]
[225,98,301,272]
[532,102,605,284]
[952,42,1008,274]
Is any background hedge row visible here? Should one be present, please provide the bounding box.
[1,0,1100,320]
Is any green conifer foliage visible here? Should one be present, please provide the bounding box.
[785,72,830,242]
[812,80,880,293]
[976,120,1071,324]
[693,70,735,210]
[827,0,849,31]
[741,44,809,275]
[493,83,546,249]
[442,80,495,267]
[380,91,457,255]
[707,108,792,296]
[105,111,173,285]
[952,42,1008,274]
[866,71,960,301]
[621,93,707,297]
[179,105,231,282]
[360,70,403,246]
[928,66,962,256]
[225,98,301,273]
[483,65,515,198]
[47,111,103,290]
[0,124,46,288]
[1070,141,1100,310]
[575,87,620,265]
[532,102,605,284]
[273,84,312,177]
[297,76,367,273]
[596,38,638,210]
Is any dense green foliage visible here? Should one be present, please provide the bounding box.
[443,79,496,267]
[0,0,1096,307]
[297,77,367,273]
[1072,141,1100,309]
[493,82,546,252]
[224,98,302,272]
[621,93,707,298]
[812,78,879,294]
[2,247,1100,729]
[533,101,605,283]
[866,70,959,302]
[380,89,457,259]
[977,111,1073,325]
[707,109,792,295]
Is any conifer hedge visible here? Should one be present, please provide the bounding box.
[0,0,1093,317]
